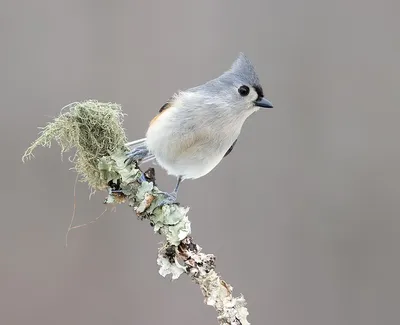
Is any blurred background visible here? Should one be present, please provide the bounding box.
[1,1,399,324]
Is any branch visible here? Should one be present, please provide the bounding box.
[22,100,250,325]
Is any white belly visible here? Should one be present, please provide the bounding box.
[145,108,239,180]
[155,150,224,179]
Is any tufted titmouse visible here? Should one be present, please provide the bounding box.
[125,53,273,204]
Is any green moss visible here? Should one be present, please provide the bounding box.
[22,100,128,189]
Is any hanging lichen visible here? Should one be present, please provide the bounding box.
[22,100,128,189]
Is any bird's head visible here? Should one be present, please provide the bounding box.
[186,53,273,115]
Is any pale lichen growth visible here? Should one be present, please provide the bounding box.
[22,100,127,190]
[157,254,187,280]
[158,238,250,325]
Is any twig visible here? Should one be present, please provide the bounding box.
[106,163,250,325]
[23,100,251,325]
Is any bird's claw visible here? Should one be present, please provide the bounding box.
[124,147,149,165]
[156,191,178,207]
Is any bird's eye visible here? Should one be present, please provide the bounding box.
[238,85,250,96]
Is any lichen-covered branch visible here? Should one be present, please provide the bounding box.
[22,100,250,325]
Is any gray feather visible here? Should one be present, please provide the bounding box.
[186,53,262,98]
[227,52,261,87]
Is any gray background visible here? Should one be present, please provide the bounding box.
[1,1,399,324]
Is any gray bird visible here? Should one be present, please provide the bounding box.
[125,53,273,204]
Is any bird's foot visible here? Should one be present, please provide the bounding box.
[137,173,147,183]
[125,146,149,165]
[156,190,178,207]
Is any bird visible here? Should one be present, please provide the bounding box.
[124,53,273,205]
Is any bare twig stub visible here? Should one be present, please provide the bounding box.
[23,100,250,325]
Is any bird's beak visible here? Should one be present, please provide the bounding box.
[254,97,273,109]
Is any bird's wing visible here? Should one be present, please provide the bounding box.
[150,98,174,126]
[223,139,238,158]
[159,100,173,113]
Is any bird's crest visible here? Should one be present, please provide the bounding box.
[228,53,261,87]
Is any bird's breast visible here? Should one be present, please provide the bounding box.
[146,107,239,179]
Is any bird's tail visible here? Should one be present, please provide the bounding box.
[125,138,156,164]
